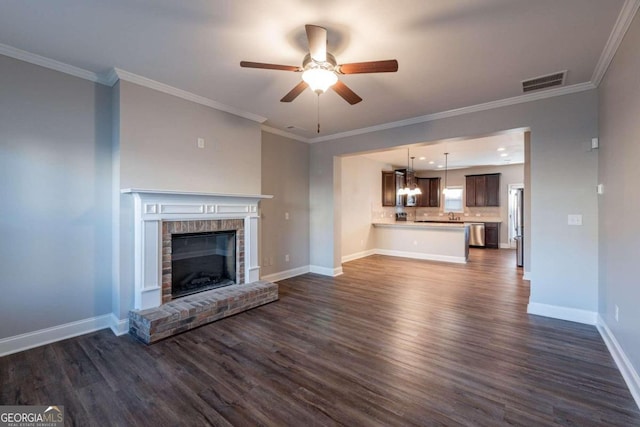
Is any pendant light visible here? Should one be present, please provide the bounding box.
[398,148,422,196]
[442,152,449,194]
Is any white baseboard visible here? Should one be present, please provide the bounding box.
[310,265,344,277]
[110,313,130,336]
[597,315,640,410]
[341,249,376,264]
[523,271,532,281]
[261,265,310,282]
[0,314,112,357]
[527,302,597,325]
[499,243,513,249]
[375,249,467,264]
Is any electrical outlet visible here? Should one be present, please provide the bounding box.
[285,212,290,220]
[567,214,583,226]
[615,305,619,322]
[285,254,290,262]
[197,137,205,148]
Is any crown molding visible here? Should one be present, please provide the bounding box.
[309,81,596,143]
[0,43,113,85]
[261,125,311,143]
[0,44,268,124]
[111,68,267,124]
[591,0,640,86]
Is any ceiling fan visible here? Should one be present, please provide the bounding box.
[240,24,398,105]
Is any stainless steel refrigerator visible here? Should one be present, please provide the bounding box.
[514,188,524,267]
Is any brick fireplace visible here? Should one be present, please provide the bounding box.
[124,189,278,343]
[161,219,244,303]
[123,189,271,311]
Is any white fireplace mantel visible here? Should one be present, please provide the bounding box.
[121,188,272,310]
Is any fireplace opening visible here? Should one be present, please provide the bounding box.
[171,230,236,299]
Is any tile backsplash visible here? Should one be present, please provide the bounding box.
[373,205,501,220]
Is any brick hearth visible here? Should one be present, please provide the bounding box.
[129,280,278,344]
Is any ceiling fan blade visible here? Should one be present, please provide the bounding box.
[240,61,302,72]
[337,60,399,74]
[332,80,362,105]
[281,81,309,102]
[305,25,327,62]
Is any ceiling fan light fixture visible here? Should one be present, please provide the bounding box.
[302,67,338,93]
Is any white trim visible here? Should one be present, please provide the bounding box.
[499,243,512,249]
[110,314,129,336]
[310,265,344,277]
[111,68,267,124]
[308,82,596,143]
[261,125,311,143]
[120,188,272,199]
[527,302,597,325]
[261,265,310,282]
[375,249,467,264]
[591,0,640,86]
[522,271,532,281]
[0,315,112,357]
[0,43,111,85]
[597,315,640,410]
[341,249,377,264]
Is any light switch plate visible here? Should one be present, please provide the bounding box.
[568,214,583,226]
[197,137,205,148]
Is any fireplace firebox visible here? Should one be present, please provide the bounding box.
[171,230,236,299]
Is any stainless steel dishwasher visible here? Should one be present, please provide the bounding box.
[469,223,485,247]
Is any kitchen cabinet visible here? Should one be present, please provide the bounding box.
[381,170,407,207]
[465,173,500,207]
[416,177,441,207]
[382,169,420,207]
[484,222,500,249]
[381,171,397,207]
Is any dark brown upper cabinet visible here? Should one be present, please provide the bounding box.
[465,173,500,207]
[416,177,441,207]
[381,171,397,207]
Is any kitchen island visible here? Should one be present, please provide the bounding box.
[372,221,470,263]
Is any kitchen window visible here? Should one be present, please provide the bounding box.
[444,186,464,213]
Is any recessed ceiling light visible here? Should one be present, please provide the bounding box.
[497,147,506,152]
[500,153,508,157]
[428,161,435,165]
[419,156,426,160]
[437,164,444,168]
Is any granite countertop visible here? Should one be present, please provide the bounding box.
[413,217,503,223]
[372,221,468,229]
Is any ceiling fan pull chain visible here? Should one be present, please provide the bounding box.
[317,93,321,134]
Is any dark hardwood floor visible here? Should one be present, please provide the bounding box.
[2,249,639,426]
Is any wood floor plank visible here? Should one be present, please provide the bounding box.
[1,248,639,425]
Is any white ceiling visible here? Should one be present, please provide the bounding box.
[360,131,525,171]
[0,0,628,140]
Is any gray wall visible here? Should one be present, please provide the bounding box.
[118,80,262,194]
[598,11,640,374]
[310,90,598,313]
[0,55,113,338]
[260,132,310,277]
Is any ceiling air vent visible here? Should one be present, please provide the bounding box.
[521,71,566,93]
